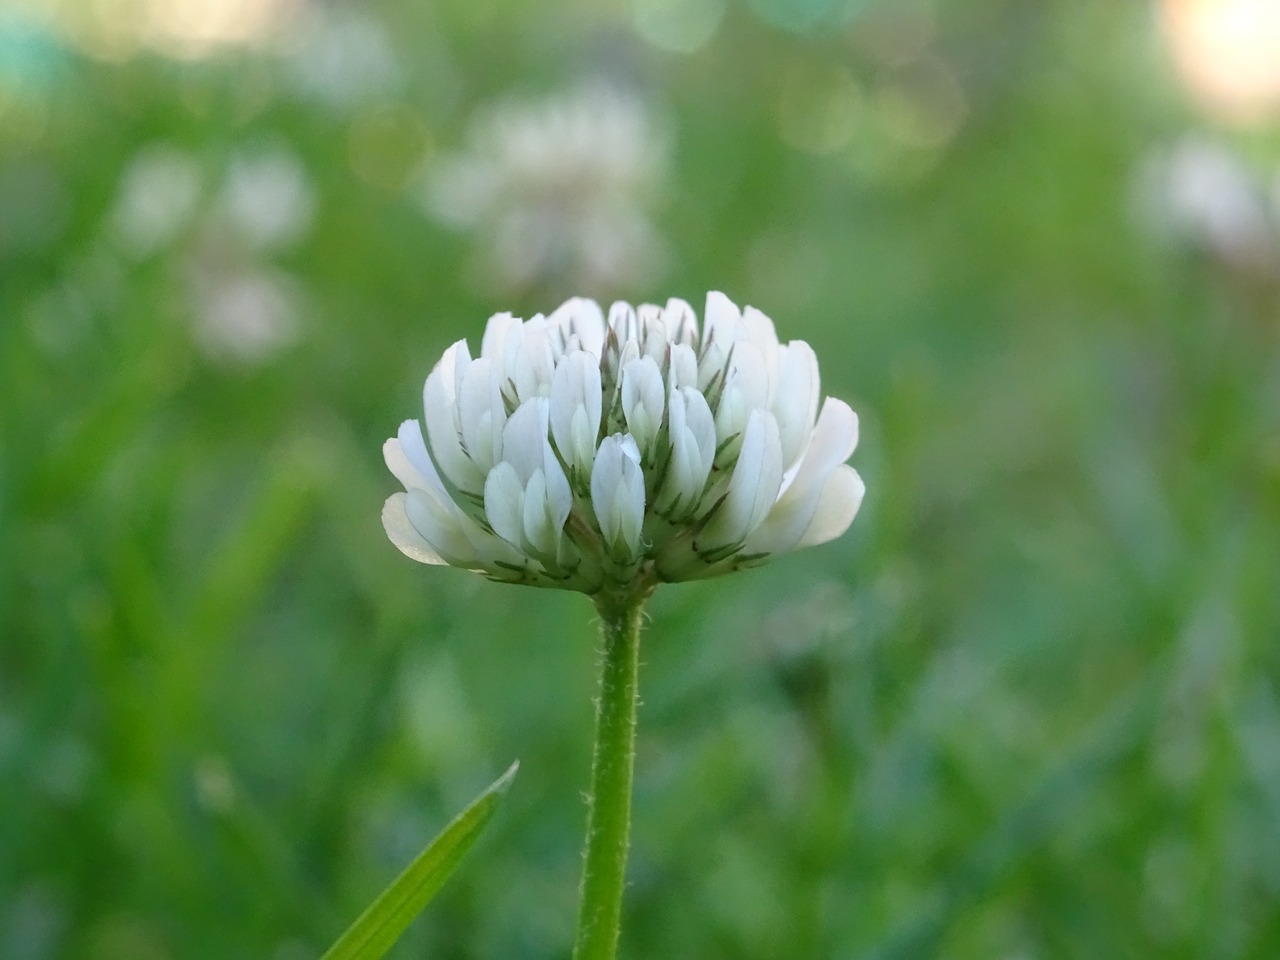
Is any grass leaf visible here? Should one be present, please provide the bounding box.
[320,761,519,960]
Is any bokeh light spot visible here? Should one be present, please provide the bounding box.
[16,0,296,60]
[631,0,726,54]
[873,57,967,151]
[347,104,431,192]
[775,63,863,155]
[1161,0,1280,125]
[747,0,868,34]
[849,5,937,68]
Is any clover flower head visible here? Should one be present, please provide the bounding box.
[383,292,865,595]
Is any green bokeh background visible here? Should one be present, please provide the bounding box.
[3,1,1280,957]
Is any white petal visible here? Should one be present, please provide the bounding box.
[491,398,571,555]
[388,427,521,567]
[550,350,603,476]
[540,451,573,541]
[483,461,526,548]
[663,297,698,348]
[590,438,622,533]
[522,469,554,554]
[656,395,689,514]
[702,409,783,548]
[385,428,431,494]
[637,303,667,362]
[699,292,741,388]
[713,342,769,465]
[771,341,820,470]
[393,421,440,489]
[683,388,717,468]
[480,311,520,361]
[702,291,742,351]
[423,340,485,494]
[669,343,699,392]
[501,398,551,481]
[494,316,527,394]
[616,462,646,554]
[550,297,605,358]
[796,465,864,548]
[511,448,571,559]
[657,387,715,516]
[512,324,555,401]
[566,408,594,479]
[802,396,859,481]
[458,357,505,472]
[591,433,646,556]
[742,305,780,364]
[727,341,770,410]
[746,398,858,554]
[620,356,665,453]
[405,487,481,566]
[608,300,639,345]
[617,433,642,465]
[382,493,446,565]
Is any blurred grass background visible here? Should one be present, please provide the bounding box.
[3,0,1280,957]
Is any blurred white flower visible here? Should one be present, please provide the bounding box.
[104,141,315,364]
[218,145,315,251]
[282,6,403,111]
[423,83,670,293]
[383,292,864,594]
[1137,135,1278,274]
[188,266,301,364]
[109,145,203,258]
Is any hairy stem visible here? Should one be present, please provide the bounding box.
[572,588,649,960]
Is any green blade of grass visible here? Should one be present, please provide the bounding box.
[320,761,519,960]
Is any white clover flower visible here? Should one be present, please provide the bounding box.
[383,293,864,595]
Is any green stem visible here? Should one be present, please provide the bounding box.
[573,588,650,960]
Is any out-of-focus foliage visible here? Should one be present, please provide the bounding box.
[3,1,1280,958]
